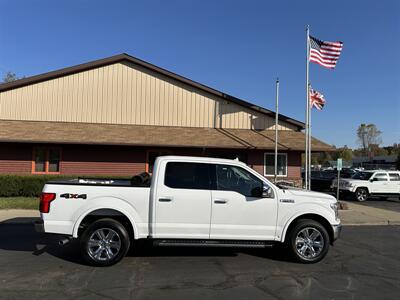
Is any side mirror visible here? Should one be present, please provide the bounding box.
[370,178,377,182]
[251,185,274,198]
[251,186,263,197]
[262,185,274,198]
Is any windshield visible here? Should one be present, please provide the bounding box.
[352,172,373,180]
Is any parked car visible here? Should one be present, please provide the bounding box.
[301,170,336,192]
[331,170,400,201]
[35,156,341,266]
[338,168,357,179]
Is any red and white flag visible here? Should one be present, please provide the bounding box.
[309,87,326,110]
[309,36,343,69]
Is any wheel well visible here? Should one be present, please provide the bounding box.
[284,214,334,245]
[355,186,369,194]
[78,209,135,239]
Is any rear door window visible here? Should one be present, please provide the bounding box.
[373,173,388,181]
[164,162,211,190]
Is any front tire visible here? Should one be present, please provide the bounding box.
[354,188,368,202]
[286,219,330,263]
[80,218,130,267]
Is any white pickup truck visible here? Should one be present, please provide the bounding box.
[35,156,341,266]
[331,170,400,202]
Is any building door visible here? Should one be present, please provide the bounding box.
[210,164,277,240]
[154,161,212,239]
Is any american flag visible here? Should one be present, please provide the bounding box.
[309,87,326,110]
[309,36,343,69]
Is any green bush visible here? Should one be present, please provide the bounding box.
[0,174,130,197]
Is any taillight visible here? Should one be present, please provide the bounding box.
[39,193,56,213]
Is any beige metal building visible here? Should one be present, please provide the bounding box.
[0,53,332,184]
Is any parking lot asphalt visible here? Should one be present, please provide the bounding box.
[1,221,399,300]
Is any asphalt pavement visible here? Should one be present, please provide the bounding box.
[0,220,399,300]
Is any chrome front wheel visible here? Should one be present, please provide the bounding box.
[287,219,330,263]
[355,188,368,202]
[295,227,324,260]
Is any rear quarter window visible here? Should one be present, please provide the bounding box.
[389,173,400,181]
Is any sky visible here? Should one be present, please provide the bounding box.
[1,0,399,148]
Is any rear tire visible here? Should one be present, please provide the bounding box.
[285,219,330,263]
[354,188,368,202]
[80,218,130,267]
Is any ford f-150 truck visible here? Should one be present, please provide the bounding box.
[35,156,341,266]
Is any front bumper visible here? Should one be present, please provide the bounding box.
[332,224,342,241]
[34,219,44,233]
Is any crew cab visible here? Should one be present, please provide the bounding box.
[331,170,400,201]
[35,156,341,266]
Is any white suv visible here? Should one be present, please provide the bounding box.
[331,170,400,202]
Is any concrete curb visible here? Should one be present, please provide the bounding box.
[343,221,400,226]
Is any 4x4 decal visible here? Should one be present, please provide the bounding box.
[60,193,87,199]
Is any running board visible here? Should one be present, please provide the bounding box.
[153,239,275,248]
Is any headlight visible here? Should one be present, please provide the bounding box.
[330,202,339,220]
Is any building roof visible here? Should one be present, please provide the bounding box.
[0,53,304,130]
[0,120,333,151]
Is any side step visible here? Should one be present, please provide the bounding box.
[153,239,275,248]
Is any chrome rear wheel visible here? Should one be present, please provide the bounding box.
[80,218,130,266]
[87,228,122,262]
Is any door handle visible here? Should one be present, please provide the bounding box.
[159,197,173,202]
[214,199,228,204]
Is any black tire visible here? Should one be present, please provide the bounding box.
[354,188,368,202]
[285,219,330,264]
[80,218,130,267]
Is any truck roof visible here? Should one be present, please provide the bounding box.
[156,155,247,166]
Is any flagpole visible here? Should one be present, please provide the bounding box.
[308,83,312,190]
[274,78,279,183]
[305,25,310,190]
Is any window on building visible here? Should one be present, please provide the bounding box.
[264,153,287,176]
[33,148,61,174]
[164,162,210,190]
[216,164,263,197]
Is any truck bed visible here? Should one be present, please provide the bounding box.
[47,173,152,188]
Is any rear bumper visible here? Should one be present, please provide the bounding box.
[332,224,342,241]
[34,219,44,233]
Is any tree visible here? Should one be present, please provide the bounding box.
[2,71,18,83]
[370,144,388,156]
[337,145,353,162]
[357,124,382,157]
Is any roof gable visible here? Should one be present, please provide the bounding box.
[0,53,304,130]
